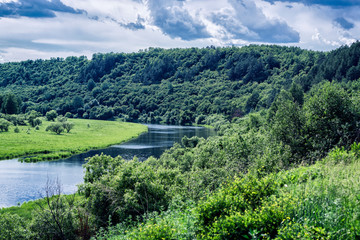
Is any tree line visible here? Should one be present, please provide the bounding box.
[0,42,359,124]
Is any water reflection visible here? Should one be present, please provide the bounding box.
[0,124,215,208]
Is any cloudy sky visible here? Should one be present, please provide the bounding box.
[0,0,359,62]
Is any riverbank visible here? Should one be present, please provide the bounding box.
[0,193,83,220]
[0,119,147,162]
[0,124,214,209]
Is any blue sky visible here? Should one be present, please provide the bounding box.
[0,0,359,62]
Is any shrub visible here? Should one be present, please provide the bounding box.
[0,213,29,240]
[181,136,202,148]
[27,110,42,126]
[127,220,176,240]
[8,114,26,126]
[46,122,64,134]
[0,118,11,132]
[205,114,229,131]
[62,121,74,133]
[195,172,299,239]
[30,179,81,240]
[29,118,42,127]
[275,221,329,240]
[46,110,58,121]
[82,155,176,228]
[96,201,198,240]
[64,112,73,118]
[56,115,67,122]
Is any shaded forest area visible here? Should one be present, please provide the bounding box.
[1,42,360,124]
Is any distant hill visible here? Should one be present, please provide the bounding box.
[1,43,360,124]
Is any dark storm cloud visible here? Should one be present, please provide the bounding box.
[212,0,300,43]
[0,0,84,18]
[334,17,354,30]
[263,0,360,8]
[146,0,210,40]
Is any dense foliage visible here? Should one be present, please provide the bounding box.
[0,43,359,124]
[2,43,360,239]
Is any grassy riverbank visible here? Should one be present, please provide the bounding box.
[0,193,84,220]
[0,119,147,162]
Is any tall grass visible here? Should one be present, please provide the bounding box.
[96,200,198,240]
[279,148,360,239]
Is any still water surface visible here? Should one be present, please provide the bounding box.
[0,124,215,208]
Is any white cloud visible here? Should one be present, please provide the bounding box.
[62,0,148,25]
[0,47,93,62]
[0,0,18,3]
[0,9,216,61]
[0,0,359,62]
[258,0,360,50]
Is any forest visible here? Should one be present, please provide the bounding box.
[0,43,359,124]
[1,42,360,239]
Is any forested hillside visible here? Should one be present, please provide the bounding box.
[2,43,360,239]
[1,43,359,124]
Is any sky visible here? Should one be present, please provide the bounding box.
[0,0,359,62]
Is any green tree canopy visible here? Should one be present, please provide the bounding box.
[46,110,58,121]
[1,93,20,114]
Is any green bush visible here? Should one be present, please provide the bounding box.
[127,220,176,240]
[82,155,177,227]
[0,213,29,240]
[181,136,202,148]
[62,121,74,133]
[64,112,73,118]
[276,221,329,240]
[45,110,58,121]
[0,118,11,132]
[7,114,26,126]
[96,200,198,240]
[46,122,64,134]
[304,83,357,157]
[196,173,281,238]
[33,118,42,127]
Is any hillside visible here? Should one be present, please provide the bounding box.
[1,43,359,124]
[2,43,360,239]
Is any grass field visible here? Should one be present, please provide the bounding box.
[0,119,147,161]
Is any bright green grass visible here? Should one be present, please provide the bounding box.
[0,119,147,161]
[0,194,84,221]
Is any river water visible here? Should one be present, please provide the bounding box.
[0,124,215,208]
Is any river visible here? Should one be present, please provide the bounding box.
[0,124,215,208]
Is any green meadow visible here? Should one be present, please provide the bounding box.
[0,119,147,161]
